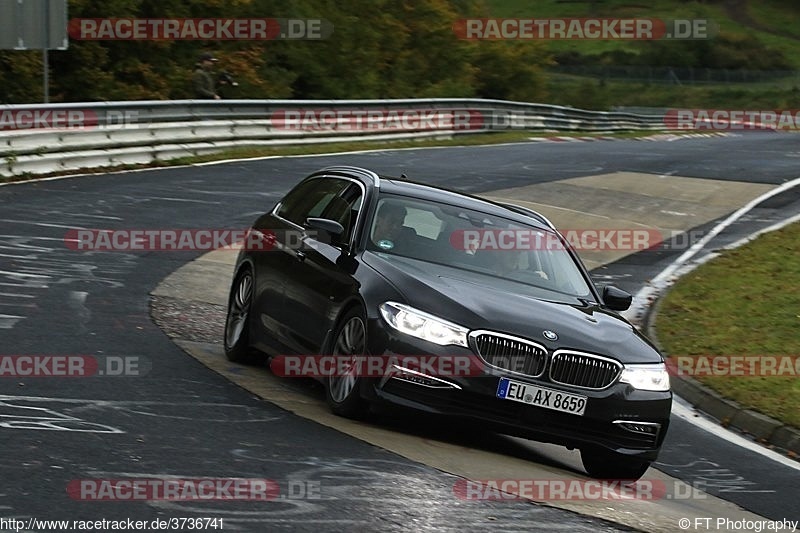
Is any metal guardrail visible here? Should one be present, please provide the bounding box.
[611,106,672,116]
[0,99,667,177]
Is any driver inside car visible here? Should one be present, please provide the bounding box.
[371,203,416,253]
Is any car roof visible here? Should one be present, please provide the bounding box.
[378,177,553,230]
[313,165,555,230]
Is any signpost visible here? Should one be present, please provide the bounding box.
[0,0,69,103]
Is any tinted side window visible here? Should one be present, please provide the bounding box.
[276,178,350,225]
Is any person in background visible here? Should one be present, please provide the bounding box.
[193,52,220,99]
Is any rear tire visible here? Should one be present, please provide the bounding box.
[223,267,261,364]
[581,446,651,481]
[325,307,368,418]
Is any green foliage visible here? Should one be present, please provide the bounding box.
[0,0,551,103]
[555,33,794,71]
[472,41,550,101]
[0,51,43,103]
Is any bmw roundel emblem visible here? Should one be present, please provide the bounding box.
[542,330,558,341]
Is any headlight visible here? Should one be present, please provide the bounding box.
[619,363,670,391]
[379,302,469,347]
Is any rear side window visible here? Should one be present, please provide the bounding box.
[276,178,350,225]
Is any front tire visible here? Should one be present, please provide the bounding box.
[581,446,651,481]
[224,267,260,364]
[325,308,368,418]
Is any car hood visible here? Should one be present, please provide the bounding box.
[363,252,661,364]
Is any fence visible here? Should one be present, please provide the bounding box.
[548,66,800,86]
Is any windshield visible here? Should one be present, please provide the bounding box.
[367,194,595,300]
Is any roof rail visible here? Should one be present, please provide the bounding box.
[317,166,381,188]
[501,203,557,231]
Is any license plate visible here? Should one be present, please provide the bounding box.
[496,378,587,416]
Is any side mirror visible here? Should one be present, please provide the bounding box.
[305,217,345,246]
[602,285,632,311]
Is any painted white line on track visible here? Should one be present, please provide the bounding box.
[671,399,800,472]
[720,211,800,251]
[652,211,800,291]
[624,175,800,325]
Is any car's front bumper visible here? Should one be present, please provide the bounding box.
[365,319,672,460]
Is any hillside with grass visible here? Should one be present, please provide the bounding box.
[485,0,800,67]
[484,0,800,109]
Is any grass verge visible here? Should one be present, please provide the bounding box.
[654,221,800,428]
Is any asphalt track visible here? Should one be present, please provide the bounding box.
[1,131,799,532]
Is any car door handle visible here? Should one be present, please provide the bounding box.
[295,250,306,262]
